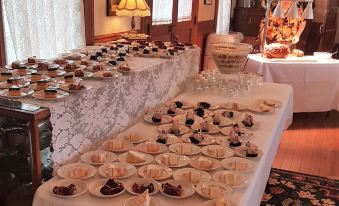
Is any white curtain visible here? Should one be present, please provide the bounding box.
[152,0,173,25]
[216,0,231,34]
[178,0,192,22]
[2,0,86,63]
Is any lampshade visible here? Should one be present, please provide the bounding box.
[286,2,299,19]
[302,2,313,19]
[272,1,285,18]
[116,0,151,17]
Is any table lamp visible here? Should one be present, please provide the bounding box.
[116,0,151,31]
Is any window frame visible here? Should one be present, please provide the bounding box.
[0,0,6,66]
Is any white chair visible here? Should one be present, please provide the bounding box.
[203,32,244,71]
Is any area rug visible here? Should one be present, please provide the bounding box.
[261,169,338,206]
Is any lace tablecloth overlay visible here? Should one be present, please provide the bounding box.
[21,48,200,167]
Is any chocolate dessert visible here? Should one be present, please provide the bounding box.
[133,46,139,51]
[194,107,205,117]
[53,184,77,196]
[152,116,161,123]
[132,183,155,194]
[152,47,158,52]
[198,102,210,109]
[185,119,194,125]
[174,101,183,108]
[101,48,108,53]
[223,111,234,118]
[108,60,117,66]
[167,108,176,115]
[118,52,126,57]
[96,52,103,57]
[143,48,150,54]
[162,183,183,196]
[117,56,125,61]
[100,179,124,195]
[90,55,98,61]
[38,62,49,70]
[230,141,242,147]
[1,71,12,76]
[74,69,84,77]
[65,63,77,72]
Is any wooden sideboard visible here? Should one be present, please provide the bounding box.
[233,7,265,37]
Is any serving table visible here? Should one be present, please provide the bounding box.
[18,48,200,167]
[244,54,339,113]
[33,83,293,206]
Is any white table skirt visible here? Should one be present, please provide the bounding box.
[33,83,293,206]
[19,48,200,167]
[245,54,339,113]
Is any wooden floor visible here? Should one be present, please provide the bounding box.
[273,110,339,179]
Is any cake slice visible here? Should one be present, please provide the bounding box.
[126,151,145,164]
[134,190,150,206]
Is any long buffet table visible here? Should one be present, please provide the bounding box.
[33,83,293,206]
[19,48,200,167]
[244,54,339,113]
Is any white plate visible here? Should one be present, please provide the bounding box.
[215,109,242,120]
[30,82,59,91]
[181,133,216,145]
[54,76,83,84]
[165,100,193,109]
[202,199,235,206]
[120,133,148,144]
[124,196,159,206]
[88,178,125,198]
[173,168,211,184]
[157,124,190,136]
[213,171,250,188]
[50,179,87,198]
[152,133,182,145]
[247,104,275,113]
[221,102,247,111]
[80,151,117,165]
[125,177,160,196]
[47,70,66,77]
[138,164,173,180]
[144,113,173,125]
[220,127,253,138]
[136,142,168,154]
[57,162,96,180]
[155,153,190,168]
[234,146,263,160]
[190,123,220,135]
[0,80,30,89]
[24,75,51,83]
[102,139,134,153]
[72,71,94,79]
[172,114,204,126]
[98,162,136,178]
[32,90,69,100]
[0,88,34,98]
[190,156,220,171]
[93,70,122,79]
[220,157,256,172]
[201,145,234,159]
[159,180,195,199]
[59,84,93,93]
[0,75,17,82]
[162,107,186,117]
[255,98,282,108]
[118,151,154,166]
[215,136,243,147]
[169,143,201,155]
[196,181,233,199]
[205,115,234,127]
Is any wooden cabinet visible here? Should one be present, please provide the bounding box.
[233,7,265,37]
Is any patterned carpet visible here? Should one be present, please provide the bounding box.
[261,169,339,206]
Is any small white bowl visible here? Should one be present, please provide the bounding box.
[314,52,332,60]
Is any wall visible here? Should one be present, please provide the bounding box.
[198,0,216,22]
[94,0,140,36]
[336,7,339,43]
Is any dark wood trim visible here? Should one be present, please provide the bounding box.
[83,0,95,45]
[214,0,219,31]
[198,20,216,70]
[94,30,141,43]
[0,0,6,66]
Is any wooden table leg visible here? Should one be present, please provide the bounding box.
[29,120,41,191]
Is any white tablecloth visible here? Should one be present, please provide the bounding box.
[19,48,200,167]
[245,54,339,113]
[33,83,293,206]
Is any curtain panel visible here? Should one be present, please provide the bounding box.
[152,0,173,25]
[216,0,231,34]
[177,0,193,22]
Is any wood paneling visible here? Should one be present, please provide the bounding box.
[83,0,95,45]
[233,7,265,37]
[0,0,6,66]
[273,111,339,179]
[197,20,216,70]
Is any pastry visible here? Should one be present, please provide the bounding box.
[207,147,226,158]
[167,105,177,115]
[245,142,258,157]
[102,71,113,77]
[132,183,155,194]
[7,77,20,85]
[127,134,140,143]
[37,62,49,70]
[64,74,74,83]
[222,111,234,118]
[198,102,211,109]
[152,110,162,123]
[176,144,192,154]
[126,151,145,164]
[92,64,104,71]
[65,63,77,72]
[169,121,181,135]
[174,101,183,108]
[198,121,210,133]
[194,107,205,117]
[144,165,162,178]
[242,114,254,127]
[189,131,204,144]
[212,113,222,125]
[11,61,21,69]
[54,58,67,65]
[225,161,248,171]
[156,132,167,144]
[160,153,179,166]
[91,153,107,163]
[185,110,195,125]
[229,129,242,147]
[70,166,88,179]
[17,66,28,76]
[8,86,21,96]
[27,57,36,64]
[146,142,160,153]
[291,49,304,57]
[215,196,232,206]
[30,73,43,82]
[119,64,130,72]
[108,60,117,66]
[264,43,290,59]
[196,157,213,169]
[68,83,85,91]
[53,184,77,196]
[47,65,59,76]
[201,186,223,199]
[100,179,124,195]
[161,183,183,196]
[74,69,85,77]
[36,79,49,90]
[80,59,89,66]
[220,173,240,186]
[106,139,124,151]
[134,190,150,206]
[182,170,201,183]
[106,165,127,177]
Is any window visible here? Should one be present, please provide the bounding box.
[177,0,193,22]
[152,0,173,25]
[216,0,232,34]
[2,0,85,63]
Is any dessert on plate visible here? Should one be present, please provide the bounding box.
[11,61,21,69]
[119,64,131,72]
[143,164,163,179]
[37,62,49,70]
[195,157,213,170]
[126,151,146,164]
[68,83,85,91]
[54,58,67,65]
[47,65,59,76]
[106,165,127,177]
[244,142,259,157]
[74,68,85,77]
[207,146,226,158]
[53,184,77,196]
[92,64,104,72]
[7,77,20,86]
[155,131,168,144]
[229,128,241,147]
[159,153,179,167]
[36,79,49,90]
[161,182,183,197]
[188,131,204,144]
[201,185,224,199]
[185,110,195,125]
[181,170,201,183]
[131,190,151,206]
[8,86,21,96]
[64,74,75,83]
[70,166,88,179]
[100,179,124,195]
[65,63,77,72]
[168,121,181,135]
[151,109,163,123]
[27,56,36,64]
[91,152,107,164]
[44,88,58,98]
[17,65,28,76]
[194,107,205,117]
[197,101,211,109]
[30,73,43,82]
[102,71,113,77]
[212,113,222,126]
[105,139,124,151]
[132,183,155,194]
[242,114,254,128]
